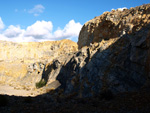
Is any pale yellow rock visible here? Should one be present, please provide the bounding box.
[0,39,78,84]
[0,39,78,61]
[78,4,150,49]
[0,62,27,78]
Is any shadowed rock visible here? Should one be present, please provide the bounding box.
[39,4,150,98]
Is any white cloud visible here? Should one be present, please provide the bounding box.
[0,34,8,40]
[25,20,53,39]
[0,18,82,42]
[28,4,45,16]
[54,20,82,40]
[0,17,5,30]
[3,25,25,38]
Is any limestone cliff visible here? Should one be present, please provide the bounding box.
[1,4,150,113]
[1,4,150,98]
[0,39,77,62]
[39,4,150,97]
[0,39,78,90]
[78,4,150,49]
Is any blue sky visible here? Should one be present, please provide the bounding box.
[0,0,149,42]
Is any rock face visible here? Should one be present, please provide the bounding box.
[78,4,150,49]
[1,4,150,98]
[40,4,150,97]
[1,4,150,113]
[0,39,78,90]
[0,39,77,61]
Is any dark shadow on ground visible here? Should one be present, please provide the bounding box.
[1,88,150,113]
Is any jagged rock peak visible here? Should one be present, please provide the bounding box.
[78,4,150,49]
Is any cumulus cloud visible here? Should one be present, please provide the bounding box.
[3,25,25,38]
[28,4,45,16]
[0,18,82,42]
[53,20,82,40]
[0,17,5,30]
[25,20,53,39]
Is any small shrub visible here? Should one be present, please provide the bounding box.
[0,95,9,107]
[36,79,46,88]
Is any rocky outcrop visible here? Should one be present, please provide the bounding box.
[78,4,150,49]
[0,39,78,90]
[40,4,150,98]
[1,4,150,113]
[0,39,77,61]
[1,4,150,98]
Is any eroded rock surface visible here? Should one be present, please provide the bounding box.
[0,4,150,113]
[0,39,78,93]
[78,4,150,49]
[1,4,150,98]
[40,4,150,98]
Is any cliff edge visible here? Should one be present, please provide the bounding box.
[78,4,150,49]
[40,4,150,97]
